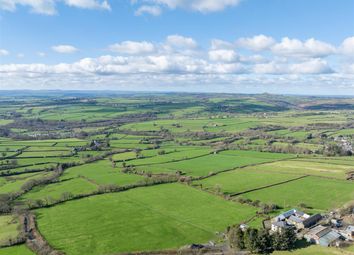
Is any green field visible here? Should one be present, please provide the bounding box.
[0,215,20,245]
[0,245,34,255]
[134,150,293,176]
[36,183,255,255]
[194,168,303,195]
[243,159,353,179]
[239,176,354,211]
[273,245,354,255]
[60,160,144,186]
[1,93,354,254]
[19,177,98,201]
[0,172,49,195]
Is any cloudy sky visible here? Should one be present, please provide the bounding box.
[0,0,353,94]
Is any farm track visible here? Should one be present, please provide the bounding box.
[23,213,65,255]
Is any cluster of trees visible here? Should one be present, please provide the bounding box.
[231,143,314,155]
[23,213,65,255]
[0,234,26,248]
[0,163,75,212]
[0,159,18,167]
[236,197,279,214]
[323,143,353,156]
[228,226,297,254]
[80,149,128,164]
[26,191,75,209]
[0,194,13,213]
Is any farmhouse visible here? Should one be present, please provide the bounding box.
[339,225,354,241]
[271,221,293,233]
[304,225,342,247]
[271,209,322,232]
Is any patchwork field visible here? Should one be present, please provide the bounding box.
[0,93,353,255]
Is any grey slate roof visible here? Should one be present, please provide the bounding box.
[289,215,303,223]
[319,231,341,247]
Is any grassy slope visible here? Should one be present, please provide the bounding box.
[36,183,255,255]
[136,150,292,177]
[194,168,303,195]
[273,245,354,255]
[60,160,143,186]
[240,176,354,212]
[0,245,35,255]
[0,215,20,244]
[245,160,352,179]
[19,177,98,201]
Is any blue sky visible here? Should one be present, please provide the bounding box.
[0,0,353,94]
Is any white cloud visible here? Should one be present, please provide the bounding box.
[37,52,46,57]
[165,35,197,49]
[347,63,354,74]
[141,0,241,13]
[0,49,9,56]
[17,53,25,58]
[340,36,354,56]
[108,41,155,54]
[1,35,353,93]
[134,5,161,16]
[208,49,238,62]
[64,0,110,10]
[289,59,333,74]
[240,54,267,64]
[0,0,110,15]
[254,58,333,74]
[0,0,56,15]
[253,62,284,74]
[236,35,275,51]
[271,37,336,58]
[210,39,234,50]
[52,45,78,53]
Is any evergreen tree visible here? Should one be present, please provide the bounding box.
[257,229,272,253]
[228,225,245,249]
[244,228,259,253]
[272,228,296,250]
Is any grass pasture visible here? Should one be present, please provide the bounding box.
[121,148,211,167]
[273,245,354,255]
[60,160,143,186]
[19,177,98,201]
[0,215,20,245]
[36,183,255,255]
[244,159,353,179]
[194,168,304,195]
[0,172,49,195]
[239,176,354,212]
[0,245,35,255]
[135,150,293,177]
[0,94,354,254]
